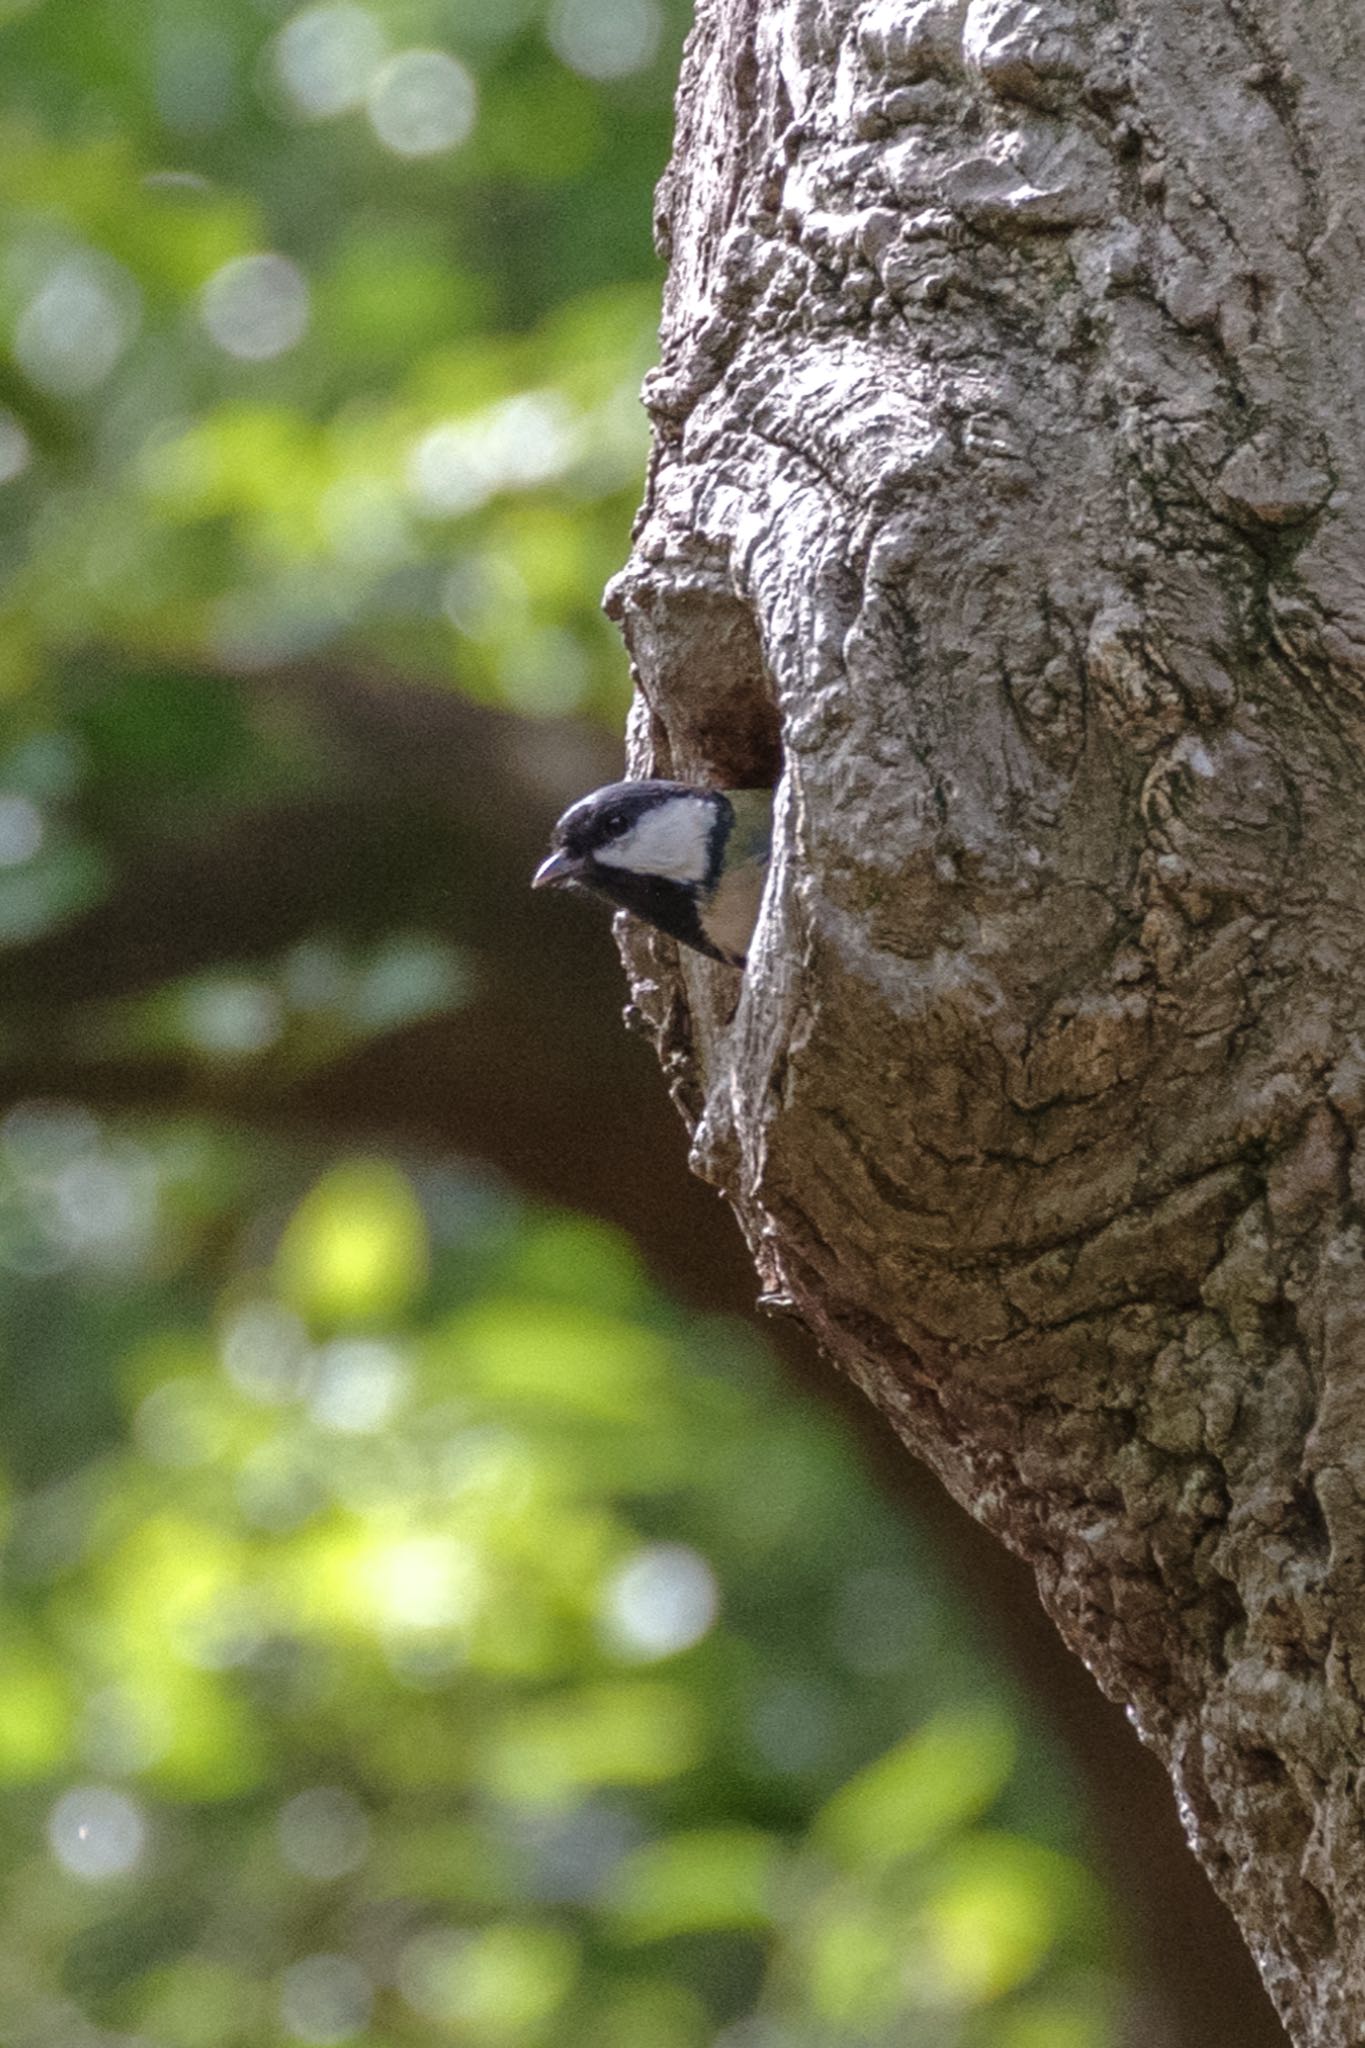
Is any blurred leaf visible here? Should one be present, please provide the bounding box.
[439,1299,672,1424]
[136,1959,262,2048]
[402,1921,579,2035]
[923,1835,1096,2004]
[606,1826,782,1940]
[0,1631,72,1779]
[995,1998,1114,2048]
[587,1978,709,2048]
[816,1708,1017,1871]
[484,1680,702,1801]
[276,1158,430,1323]
[503,1215,646,1315]
[801,1899,907,2029]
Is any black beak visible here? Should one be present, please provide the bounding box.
[531,848,582,890]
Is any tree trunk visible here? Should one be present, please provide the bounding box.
[609,2,1365,2039]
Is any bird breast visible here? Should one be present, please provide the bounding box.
[702,860,767,964]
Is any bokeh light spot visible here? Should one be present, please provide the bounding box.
[48,1785,147,1880]
[0,409,31,484]
[407,423,486,519]
[274,3,385,117]
[50,1151,155,1261]
[179,976,283,1057]
[369,1534,481,1631]
[601,1544,719,1661]
[408,392,576,518]
[396,1928,473,2025]
[1,1100,99,1172]
[200,254,310,362]
[547,0,662,80]
[279,1954,372,2045]
[367,49,477,157]
[441,552,530,643]
[308,1337,409,1432]
[13,257,138,398]
[0,794,43,867]
[220,1301,312,1404]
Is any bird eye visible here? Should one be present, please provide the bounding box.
[603,810,627,834]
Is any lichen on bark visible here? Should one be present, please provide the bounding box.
[606,1,1365,2040]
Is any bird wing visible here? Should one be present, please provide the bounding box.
[722,788,774,869]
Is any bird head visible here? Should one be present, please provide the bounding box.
[533,779,763,964]
[532,781,726,897]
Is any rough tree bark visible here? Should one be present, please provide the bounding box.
[607,2,1365,2040]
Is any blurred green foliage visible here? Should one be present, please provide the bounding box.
[0,1113,1119,2047]
[0,0,671,743]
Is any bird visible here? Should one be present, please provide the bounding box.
[532,779,773,966]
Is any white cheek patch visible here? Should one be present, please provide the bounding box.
[596,797,714,884]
